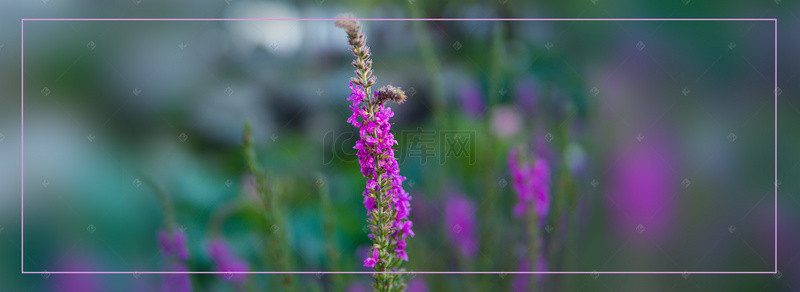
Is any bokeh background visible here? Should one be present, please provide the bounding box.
[1,1,799,291]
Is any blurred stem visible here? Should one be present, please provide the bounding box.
[488,23,505,106]
[550,104,579,287]
[551,170,577,291]
[526,210,541,290]
[477,129,504,290]
[525,151,542,288]
[562,174,581,289]
[140,175,177,231]
[208,197,247,238]
[243,122,295,291]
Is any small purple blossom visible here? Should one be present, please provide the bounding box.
[208,239,249,283]
[508,147,551,219]
[363,248,379,268]
[395,240,408,261]
[444,193,479,258]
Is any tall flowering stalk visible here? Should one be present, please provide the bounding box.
[336,17,413,291]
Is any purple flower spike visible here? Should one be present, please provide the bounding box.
[208,239,249,283]
[158,229,192,292]
[348,81,413,267]
[508,147,551,220]
[338,17,412,289]
[158,229,189,261]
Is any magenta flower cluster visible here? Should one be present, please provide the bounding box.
[208,239,249,283]
[508,148,551,219]
[158,230,192,292]
[347,81,414,266]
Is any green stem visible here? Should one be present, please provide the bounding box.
[526,210,541,289]
[140,176,177,231]
[488,23,505,106]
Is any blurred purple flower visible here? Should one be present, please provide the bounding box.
[208,239,249,283]
[511,255,547,292]
[535,254,547,281]
[162,264,192,292]
[511,260,529,292]
[158,229,192,292]
[508,147,551,219]
[444,193,479,258]
[52,251,101,292]
[159,229,189,261]
[459,81,485,117]
[608,138,674,242]
[346,283,370,292]
[407,278,429,292]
